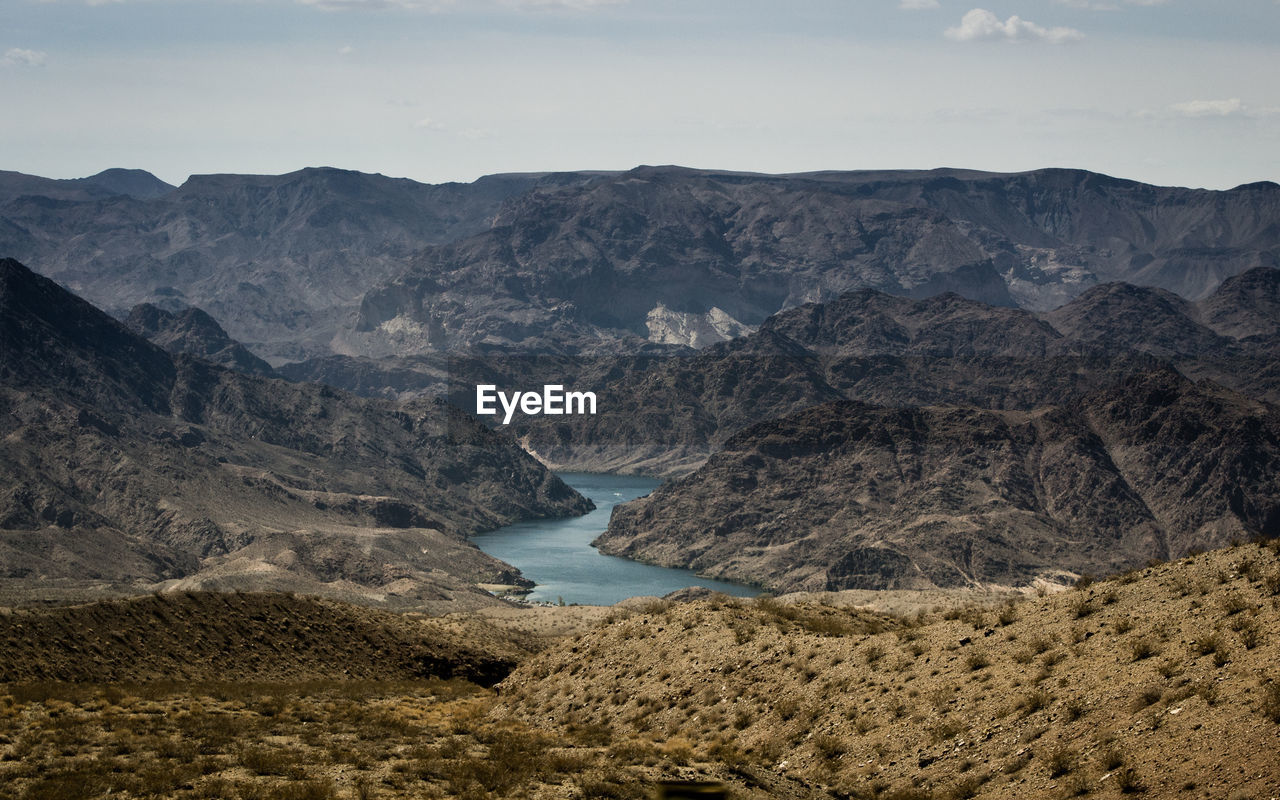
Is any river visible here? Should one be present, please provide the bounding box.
[471,472,760,605]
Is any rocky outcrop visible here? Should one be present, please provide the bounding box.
[644,303,754,348]
[596,370,1280,592]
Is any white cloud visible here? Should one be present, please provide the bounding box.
[2,48,47,67]
[413,117,446,130]
[945,8,1085,43]
[1169,98,1245,117]
[900,0,940,9]
[338,44,354,56]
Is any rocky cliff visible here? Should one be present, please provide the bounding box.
[286,268,1280,477]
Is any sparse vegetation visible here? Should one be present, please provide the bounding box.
[1129,637,1159,661]
[1262,681,1280,724]
[1045,745,1077,778]
[5,542,1280,800]
[1069,595,1095,619]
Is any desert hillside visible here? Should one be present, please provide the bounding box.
[500,540,1280,799]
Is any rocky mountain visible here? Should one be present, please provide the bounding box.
[596,369,1280,592]
[0,167,598,362]
[0,258,590,611]
[344,166,1280,355]
[126,303,276,376]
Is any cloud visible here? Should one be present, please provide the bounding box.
[899,0,940,8]
[338,44,354,56]
[2,48,47,67]
[1169,98,1245,117]
[413,117,446,131]
[945,8,1085,43]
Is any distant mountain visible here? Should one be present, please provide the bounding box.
[0,257,590,611]
[0,168,173,202]
[343,166,1280,355]
[4,165,1276,363]
[597,370,1280,592]
[74,168,176,200]
[127,303,275,376]
[0,167,598,362]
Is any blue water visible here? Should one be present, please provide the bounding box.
[472,472,760,605]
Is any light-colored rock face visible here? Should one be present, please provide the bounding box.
[645,303,755,348]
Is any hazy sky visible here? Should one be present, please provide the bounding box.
[3,0,1278,189]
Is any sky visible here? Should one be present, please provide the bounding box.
[2,0,1278,190]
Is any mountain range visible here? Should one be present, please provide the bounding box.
[4,162,1280,601]
[4,165,1277,362]
[349,166,1280,356]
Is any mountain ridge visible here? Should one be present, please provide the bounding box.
[0,257,590,611]
[595,369,1280,592]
